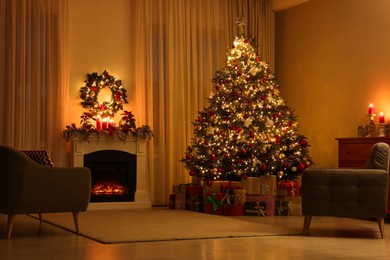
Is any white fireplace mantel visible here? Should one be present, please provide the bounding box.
[71,135,151,210]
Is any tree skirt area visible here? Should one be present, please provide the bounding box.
[37,207,299,244]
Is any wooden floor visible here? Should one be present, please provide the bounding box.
[1,212,390,259]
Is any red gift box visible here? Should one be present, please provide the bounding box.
[204,192,223,215]
[224,204,244,216]
[278,180,301,196]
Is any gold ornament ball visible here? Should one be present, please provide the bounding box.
[278,171,284,178]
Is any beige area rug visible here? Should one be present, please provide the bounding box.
[38,207,298,244]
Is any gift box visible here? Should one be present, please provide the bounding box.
[203,180,230,193]
[223,189,235,204]
[275,200,291,216]
[175,192,187,210]
[173,183,189,194]
[242,177,260,195]
[204,192,224,215]
[224,204,244,216]
[259,175,277,196]
[168,194,175,210]
[246,195,275,216]
[277,180,300,197]
[287,196,302,216]
[234,189,247,205]
[244,201,267,216]
[187,185,203,212]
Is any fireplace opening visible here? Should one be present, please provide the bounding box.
[84,150,136,202]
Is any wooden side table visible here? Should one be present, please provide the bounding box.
[336,137,390,214]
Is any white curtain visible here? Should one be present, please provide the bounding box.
[0,0,68,165]
[131,0,274,204]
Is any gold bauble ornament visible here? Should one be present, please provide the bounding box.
[277,171,284,178]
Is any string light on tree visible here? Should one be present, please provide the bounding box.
[181,31,313,181]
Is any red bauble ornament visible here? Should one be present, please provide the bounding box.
[261,95,267,101]
[189,170,196,176]
[249,131,255,138]
[242,174,248,180]
[299,163,306,171]
[211,154,216,161]
[261,164,268,172]
[185,153,192,160]
[299,140,308,146]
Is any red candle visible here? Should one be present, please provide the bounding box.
[102,118,109,130]
[368,103,374,115]
[379,112,385,123]
[96,117,102,131]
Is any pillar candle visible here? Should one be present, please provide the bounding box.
[379,112,385,123]
[96,117,102,131]
[368,104,374,115]
[102,118,108,130]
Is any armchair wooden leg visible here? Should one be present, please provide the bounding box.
[72,212,80,235]
[6,214,15,239]
[303,215,312,235]
[377,217,385,239]
[38,213,43,223]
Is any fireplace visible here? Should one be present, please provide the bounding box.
[71,135,151,210]
[84,150,136,202]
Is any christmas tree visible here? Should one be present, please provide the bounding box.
[182,33,313,182]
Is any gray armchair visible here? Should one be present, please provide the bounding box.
[302,142,389,238]
[0,145,91,239]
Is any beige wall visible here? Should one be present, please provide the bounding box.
[275,0,390,167]
[67,0,135,125]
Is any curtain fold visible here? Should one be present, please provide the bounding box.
[0,0,68,165]
[132,0,274,204]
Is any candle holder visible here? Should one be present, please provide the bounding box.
[366,114,376,137]
[378,123,388,137]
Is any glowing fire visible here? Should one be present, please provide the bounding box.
[92,183,126,195]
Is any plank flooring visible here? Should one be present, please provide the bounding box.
[1,212,390,259]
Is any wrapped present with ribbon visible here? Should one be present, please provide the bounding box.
[244,201,267,216]
[275,200,291,216]
[175,192,187,210]
[223,189,235,205]
[233,189,246,205]
[277,180,300,197]
[187,185,203,212]
[246,195,275,216]
[204,192,224,215]
[242,177,260,195]
[259,175,277,196]
[203,180,230,193]
[224,204,244,216]
[173,183,190,194]
[287,196,302,216]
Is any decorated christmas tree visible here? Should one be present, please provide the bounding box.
[182,33,313,182]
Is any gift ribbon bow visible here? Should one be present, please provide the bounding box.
[207,193,223,214]
[255,202,266,217]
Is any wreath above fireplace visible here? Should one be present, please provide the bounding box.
[63,70,153,142]
[80,70,128,118]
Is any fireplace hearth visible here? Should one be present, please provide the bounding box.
[84,150,136,203]
[71,135,151,210]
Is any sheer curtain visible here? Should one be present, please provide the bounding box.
[0,0,68,165]
[132,0,274,204]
